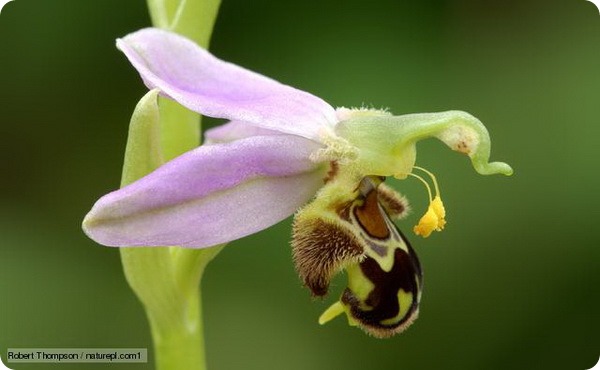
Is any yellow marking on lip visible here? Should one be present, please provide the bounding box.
[381,290,414,326]
[319,301,346,325]
[345,263,375,303]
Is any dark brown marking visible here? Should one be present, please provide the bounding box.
[353,190,390,239]
[456,140,469,153]
[342,228,423,336]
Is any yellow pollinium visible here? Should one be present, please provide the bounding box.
[414,196,446,237]
[409,167,447,238]
[431,196,446,229]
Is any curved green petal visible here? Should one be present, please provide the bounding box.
[335,110,513,177]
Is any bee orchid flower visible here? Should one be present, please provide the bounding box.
[83,28,512,337]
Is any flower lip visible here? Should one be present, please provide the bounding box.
[116,28,338,142]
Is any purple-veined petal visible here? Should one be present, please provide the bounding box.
[83,135,326,248]
[116,28,338,141]
[204,120,284,144]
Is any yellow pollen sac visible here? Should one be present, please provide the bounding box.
[409,167,447,237]
[431,196,446,231]
[413,206,439,238]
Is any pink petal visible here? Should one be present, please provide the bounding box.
[204,120,284,144]
[117,28,338,141]
[83,135,326,248]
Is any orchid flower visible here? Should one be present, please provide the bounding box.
[83,28,512,337]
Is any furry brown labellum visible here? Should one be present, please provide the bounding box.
[292,211,364,297]
[292,198,364,296]
[292,175,422,337]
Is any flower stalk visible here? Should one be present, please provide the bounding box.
[117,1,222,370]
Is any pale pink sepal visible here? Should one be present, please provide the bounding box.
[117,28,338,142]
[83,135,325,248]
[204,120,284,144]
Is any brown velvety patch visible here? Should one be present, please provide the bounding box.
[292,218,363,297]
[353,191,390,239]
[377,183,410,219]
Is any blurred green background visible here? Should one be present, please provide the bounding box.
[1,0,598,369]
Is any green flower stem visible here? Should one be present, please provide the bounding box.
[157,98,201,162]
[118,90,210,370]
[150,292,204,370]
[118,2,222,370]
